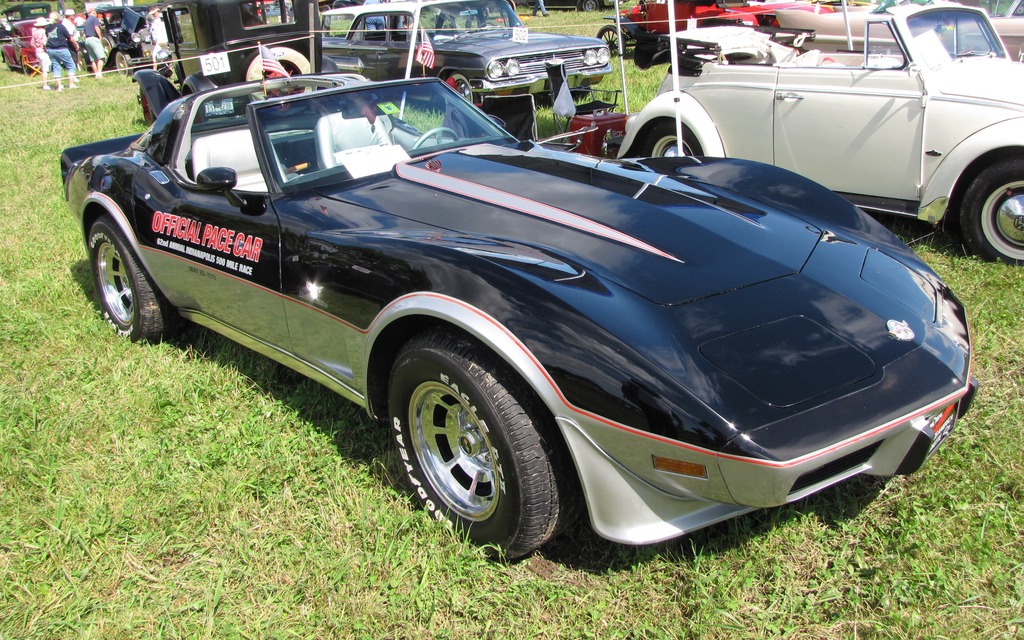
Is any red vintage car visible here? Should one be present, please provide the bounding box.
[1,18,43,75]
[597,0,834,53]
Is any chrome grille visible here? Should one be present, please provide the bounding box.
[508,49,591,76]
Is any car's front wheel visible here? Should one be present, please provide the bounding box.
[639,120,703,157]
[579,0,600,11]
[88,218,176,342]
[445,73,473,101]
[597,25,620,55]
[961,158,1024,265]
[387,329,570,558]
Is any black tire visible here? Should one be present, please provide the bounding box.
[597,25,620,55]
[639,119,703,158]
[388,329,570,558]
[960,158,1024,265]
[446,72,472,101]
[87,218,176,342]
[579,0,599,11]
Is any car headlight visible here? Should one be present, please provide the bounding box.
[584,49,598,66]
[486,59,505,79]
[131,33,141,43]
[598,47,611,64]
[505,58,520,76]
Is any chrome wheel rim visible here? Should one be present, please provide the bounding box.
[96,240,133,325]
[449,75,472,101]
[409,381,497,520]
[651,134,694,158]
[984,180,1024,259]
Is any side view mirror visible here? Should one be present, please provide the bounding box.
[196,166,238,191]
[195,167,266,213]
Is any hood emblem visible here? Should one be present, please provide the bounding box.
[886,319,915,341]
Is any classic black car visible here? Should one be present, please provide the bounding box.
[61,76,976,558]
[134,0,337,121]
[96,4,158,75]
[2,2,50,22]
[515,0,614,12]
[321,0,611,101]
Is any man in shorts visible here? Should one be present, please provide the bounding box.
[83,8,106,79]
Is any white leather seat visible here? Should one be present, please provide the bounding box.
[191,128,267,192]
[315,112,392,169]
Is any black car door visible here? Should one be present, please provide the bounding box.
[129,131,288,347]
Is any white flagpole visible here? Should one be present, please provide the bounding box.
[404,7,423,79]
[842,0,853,52]
[613,0,629,114]
[667,0,683,156]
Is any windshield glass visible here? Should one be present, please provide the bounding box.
[420,0,523,41]
[906,9,1005,67]
[253,80,517,190]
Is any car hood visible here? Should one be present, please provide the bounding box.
[930,58,1024,107]
[432,30,602,55]
[317,144,822,305]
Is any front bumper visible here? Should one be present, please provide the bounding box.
[559,378,976,546]
[471,65,610,96]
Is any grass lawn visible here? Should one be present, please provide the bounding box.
[0,10,1022,638]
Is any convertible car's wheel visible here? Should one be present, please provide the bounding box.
[88,218,175,342]
[961,158,1024,265]
[597,25,620,55]
[388,329,569,558]
[640,120,702,157]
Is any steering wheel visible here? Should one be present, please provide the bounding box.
[411,127,459,150]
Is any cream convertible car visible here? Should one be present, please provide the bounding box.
[618,5,1024,265]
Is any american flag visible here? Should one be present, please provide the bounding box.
[259,45,290,78]
[416,29,435,68]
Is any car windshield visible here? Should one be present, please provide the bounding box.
[252,80,518,190]
[421,0,523,41]
[906,9,1006,67]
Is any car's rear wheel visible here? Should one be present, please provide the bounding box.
[639,120,702,157]
[244,46,311,80]
[579,0,600,11]
[387,329,570,558]
[115,50,130,75]
[961,158,1024,265]
[88,218,176,342]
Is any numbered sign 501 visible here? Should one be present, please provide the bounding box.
[200,52,231,76]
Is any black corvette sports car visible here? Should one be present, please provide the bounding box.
[62,76,976,558]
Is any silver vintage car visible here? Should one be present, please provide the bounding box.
[619,5,1024,264]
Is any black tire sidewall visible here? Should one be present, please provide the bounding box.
[961,158,1024,265]
[643,120,702,157]
[388,345,527,551]
[87,220,140,338]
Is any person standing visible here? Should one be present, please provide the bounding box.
[147,7,168,70]
[44,11,78,91]
[31,17,52,90]
[83,8,106,79]
[532,0,548,18]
